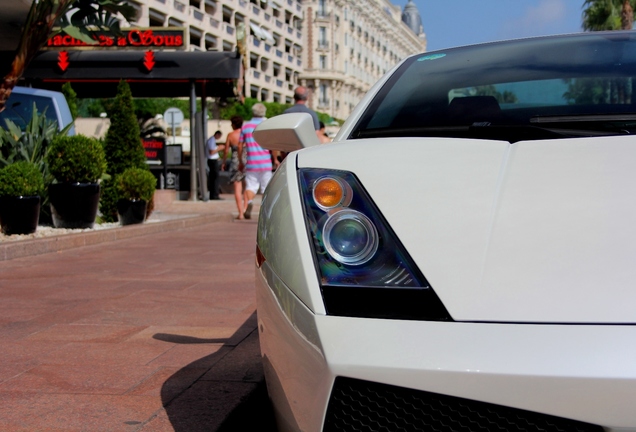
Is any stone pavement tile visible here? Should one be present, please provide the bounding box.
[0,363,36,384]
[138,409,178,432]
[158,380,259,432]
[131,322,256,347]
[0,392,162,432]
[0,340,64,365]
[0,363,160,395]
[127,366,215,400]
[24,323,146,343]
[38,340,172,366]
[148,344,228,368]
[200,329,264,383]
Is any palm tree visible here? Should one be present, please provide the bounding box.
[582,0,634,31]
[0,0,135,113]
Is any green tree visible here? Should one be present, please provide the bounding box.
[100,80,148,222]
[582,0,634,30]
[0,0,134,113]
[61,82,78,119]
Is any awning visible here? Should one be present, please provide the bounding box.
[1,50,242,98]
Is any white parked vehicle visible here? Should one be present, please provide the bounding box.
[0,86,75,134]
[253,31,636,432]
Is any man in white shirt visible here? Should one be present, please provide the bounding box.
[206,130,223,200]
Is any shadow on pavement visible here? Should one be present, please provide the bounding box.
[159,312,278,431]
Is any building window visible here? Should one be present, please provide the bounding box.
[318,27,327,48]
[319,55,327,69]
[318,0,327,16]
[319,83,328,105]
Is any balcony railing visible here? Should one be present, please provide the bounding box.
[318,98,330,107]
[317,40,329,49]
[209,17,220,28]
[316,11,330,19]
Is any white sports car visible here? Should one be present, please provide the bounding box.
[253,32,636,432]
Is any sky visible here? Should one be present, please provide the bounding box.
[411,0,586,52]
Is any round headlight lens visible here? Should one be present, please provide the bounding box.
[323,209,379,265]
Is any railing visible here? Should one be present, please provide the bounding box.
[275,49,283,58]
[224,23,235,35]
[275,20,283,28]
[276,79,283,87]
[287,54,293,63]
[252,5,260,15]
[317,40,329,49]
[253,70,261,79]
[316,11,330,19]
[209,17,220,28]
[253,38,261,47]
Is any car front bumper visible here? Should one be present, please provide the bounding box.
[256,262,636,432]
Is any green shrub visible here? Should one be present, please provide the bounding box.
[100,80,148,222]
[116,168,156,202]
[0,161,44,197]
[46,135,107,183]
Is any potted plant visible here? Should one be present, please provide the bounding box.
[115,167,156,225]
[0,161,44,235]
[46,135,107,229]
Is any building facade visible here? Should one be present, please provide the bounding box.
[301,0,426,120]
[106,0,425,118]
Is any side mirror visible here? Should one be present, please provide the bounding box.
[253,113,320,152]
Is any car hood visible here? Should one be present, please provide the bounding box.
[297,136,636,323]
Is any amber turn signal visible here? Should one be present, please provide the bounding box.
[313,177,345,209]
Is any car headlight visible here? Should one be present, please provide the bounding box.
[299,169,452,321]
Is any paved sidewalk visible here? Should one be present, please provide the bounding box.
[0,194,277,431]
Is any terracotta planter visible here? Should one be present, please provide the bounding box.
[117,199,147,226]
[49,183,100,229]
[0,195,40,235]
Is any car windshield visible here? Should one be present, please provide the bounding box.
[351,32,636,143]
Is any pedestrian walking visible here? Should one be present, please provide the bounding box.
[238,103,278,219]
[222,116,248,219]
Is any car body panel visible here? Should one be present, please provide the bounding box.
[294,136,636,323]
[257,261,636,432]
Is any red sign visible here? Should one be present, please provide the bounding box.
[57,51,69,71]
[143,138,164,161]
[46,28,184,49]
[143,51,155,72]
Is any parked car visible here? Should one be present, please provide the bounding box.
[253,31,636,432]
[0,86,75,134]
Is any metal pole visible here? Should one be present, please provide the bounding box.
[189,81,197,201]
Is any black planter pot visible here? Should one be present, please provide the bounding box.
[117,199,147,226]
[0,195,41,235]
[49,183,100,229]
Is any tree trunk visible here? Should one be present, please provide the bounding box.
[621,0,634,29]
[0,0,74,113]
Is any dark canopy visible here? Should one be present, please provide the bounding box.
[1,50,242,98]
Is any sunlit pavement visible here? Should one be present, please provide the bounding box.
[0,194,278,431]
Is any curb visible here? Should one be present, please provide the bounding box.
[0,212,233,262]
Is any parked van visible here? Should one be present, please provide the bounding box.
[0,86,75,135]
